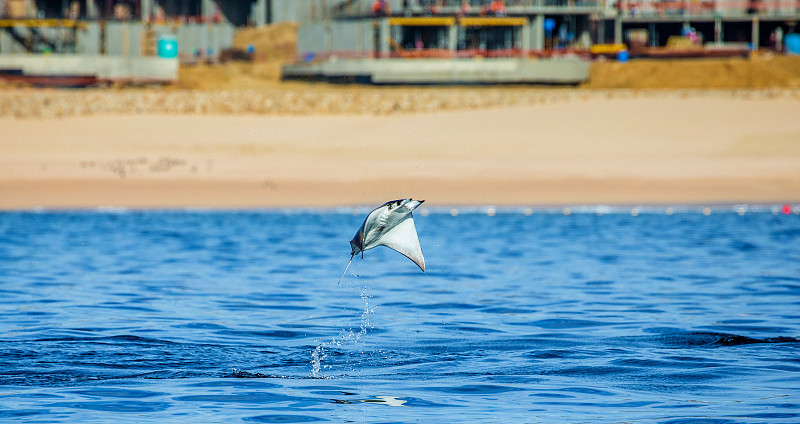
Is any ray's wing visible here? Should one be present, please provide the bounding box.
[376,214,425,271]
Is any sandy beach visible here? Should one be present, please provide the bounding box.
[1,89,799,209]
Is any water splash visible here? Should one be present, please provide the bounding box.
[311,284,376,378]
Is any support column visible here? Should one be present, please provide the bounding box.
[531,14,544,51]
[253,0,267,26]
[614,17,622,44]
[201,0,214,22]
[448,24,458,54]
[714,15,722,43]
[141,0,152,21]
[86,0,99,19]
[378,18,390,58]
[751,16,759,49]
[521,18,531,52]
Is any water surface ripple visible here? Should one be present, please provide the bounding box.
[1,209,798,423]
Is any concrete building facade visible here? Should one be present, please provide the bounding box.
[2,1,798,84]
[0,1,238,83]
[275,0,800,54]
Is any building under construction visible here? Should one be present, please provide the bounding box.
[1,1,798,85]
[280,0,799,83]
[0,0,242,84]
[274,0,799,50]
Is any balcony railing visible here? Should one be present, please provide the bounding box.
[333,0,607,18]
[619,0,800,18]
[333,0,799,18]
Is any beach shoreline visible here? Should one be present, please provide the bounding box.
[2,177,798,210]
[2,90,799,209]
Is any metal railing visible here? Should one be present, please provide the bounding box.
[333,0,607,17]
[619,0,800,18]
[300,47,593,61]
[333,0,800,17]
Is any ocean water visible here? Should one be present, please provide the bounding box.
[1,206,799,423]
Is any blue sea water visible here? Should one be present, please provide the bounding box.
[1,206,799,423]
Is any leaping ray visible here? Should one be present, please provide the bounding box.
[338,199,426,284]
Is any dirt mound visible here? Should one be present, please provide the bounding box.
[233,21,297,63]
[584,54,800,89]
[178,61,285,89]
[178,22,298,90]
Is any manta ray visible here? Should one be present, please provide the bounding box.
[338,199,426,284]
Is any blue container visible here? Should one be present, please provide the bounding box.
[157,35,178,58]
[617,50,629,62]
[786,33,800,55]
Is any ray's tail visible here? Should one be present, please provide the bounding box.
[337,254,354,286]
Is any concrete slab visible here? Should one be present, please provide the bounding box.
[283,57,590,84]
[0,54,178,82]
